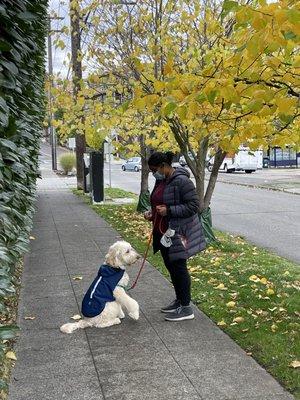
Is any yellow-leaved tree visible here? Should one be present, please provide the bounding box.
[82,0,299,212]
[52,0,299,238]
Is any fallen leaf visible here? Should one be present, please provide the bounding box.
[266,288,275,295]
[226,301,236,308]
[71,314,81,320]
[230,322,238,326]
[283,271,290,276]
[249,275,260,283]
[246,352,253,356]
[233,316,244,323]
[271,324,277,332]
[217,320,227,327]
[29,236,36,240]
[72,276,83,281]
[260,277,268,285]
[6,351,17,361]
[289,360,300,369]
[192,277,200,282]
[24,316,36,320]
[242,328,249,333]
[268,307,277,312]
[215,283,227,290]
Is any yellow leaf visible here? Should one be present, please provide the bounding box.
[275,98,297,114]
[271,324,277,332]
[233,316,244,323]
[217,320,227,327]
[289,360,300,369]
[6,351,17,361]
[164,60,173,75]
[215,283,227,290]
[153,81,165,92]
[260,277,268,285]
[226,301,236,308]
[266,288,275,295]
[249,275,260,282]
[71,314,81,320]
[72,276,83,281]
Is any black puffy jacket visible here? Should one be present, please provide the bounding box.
[151,167,206,261]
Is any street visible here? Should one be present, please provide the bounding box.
[39,144,300,263]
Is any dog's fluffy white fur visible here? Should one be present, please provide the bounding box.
[60,241,140,334]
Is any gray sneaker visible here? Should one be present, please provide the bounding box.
[164,305,194,321]
[160,299,181,313]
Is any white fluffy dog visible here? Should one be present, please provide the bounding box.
[60,241,140,334]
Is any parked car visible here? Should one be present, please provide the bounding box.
[121,157,142,172]
[207,149,263,173]
[179,152,194,167]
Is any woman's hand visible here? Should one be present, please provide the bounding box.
[156,205,167,216]
[144,210,153,221]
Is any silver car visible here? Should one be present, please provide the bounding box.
[121,157,141,172]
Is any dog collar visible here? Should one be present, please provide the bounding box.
[116,283,128,291]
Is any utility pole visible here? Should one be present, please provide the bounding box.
[47,15,64,171]
[47,16,57,171]
[70,0,86,190]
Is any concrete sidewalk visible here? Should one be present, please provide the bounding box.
[9,178,294,400]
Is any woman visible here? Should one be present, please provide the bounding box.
[145,151,206,321]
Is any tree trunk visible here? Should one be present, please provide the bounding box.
[204,149,226,209]
[70,0,86,190]
[137,134,150,212]
[194,137,209,212]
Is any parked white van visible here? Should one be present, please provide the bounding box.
[207,148,263,173]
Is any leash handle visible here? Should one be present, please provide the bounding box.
[128,212,158,291]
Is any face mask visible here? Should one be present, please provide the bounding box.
[153,171,165,180]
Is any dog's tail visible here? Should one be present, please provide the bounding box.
[60,320,90,334]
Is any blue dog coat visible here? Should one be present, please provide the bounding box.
[81,264,125,318]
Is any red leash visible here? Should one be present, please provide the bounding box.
[128,213,158,291]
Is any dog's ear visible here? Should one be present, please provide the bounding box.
[105,244,121,267]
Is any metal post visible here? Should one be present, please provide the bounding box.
[108,139,112,188]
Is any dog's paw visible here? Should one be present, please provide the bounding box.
[128,310,139,320]
[60,323,75,334]
[119,309,125,319]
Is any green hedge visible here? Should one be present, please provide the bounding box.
[0,0,47,389]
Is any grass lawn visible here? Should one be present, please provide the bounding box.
[104,187,137,199]
[75,189,300,398]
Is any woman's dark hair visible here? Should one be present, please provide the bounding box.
[148,151,174,167]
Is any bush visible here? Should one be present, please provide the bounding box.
[0,0,47,393]
[59,153,76,175]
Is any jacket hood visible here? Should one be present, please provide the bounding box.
[168,166,190,181]
[99,264,123,277]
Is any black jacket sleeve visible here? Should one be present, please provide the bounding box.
[168,178,199,218]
